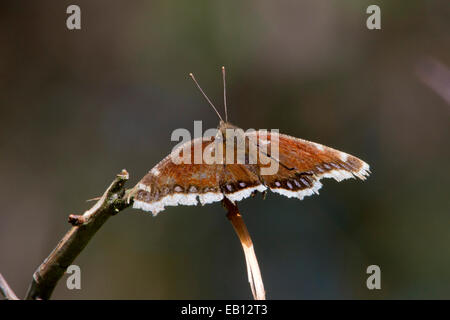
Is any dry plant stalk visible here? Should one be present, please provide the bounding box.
[223,198,266,300]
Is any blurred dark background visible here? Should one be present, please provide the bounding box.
[0,0,449,299]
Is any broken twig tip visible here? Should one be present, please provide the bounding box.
[86,196,102,202]
[68,214,85,226]
[118,169,129,180]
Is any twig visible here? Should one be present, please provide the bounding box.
[222,198,266,300]
[25,169,131,300]
[0,273,19,300]
[6,169,264,300]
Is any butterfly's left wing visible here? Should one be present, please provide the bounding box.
[131,136,265,215]
[131,137,229,215]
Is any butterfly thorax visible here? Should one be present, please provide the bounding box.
[218,120,245,141]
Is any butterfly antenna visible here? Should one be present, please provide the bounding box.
[189,73,223,122]
[222,66,228,122]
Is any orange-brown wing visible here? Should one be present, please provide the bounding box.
[132,137,266,215]
[132,137,223,215]
[245,131,370,200]
[132,130,370,215]
[219,163,266,202]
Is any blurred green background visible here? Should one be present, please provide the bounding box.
[0,0,449,299]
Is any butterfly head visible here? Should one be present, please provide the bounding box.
[218,120,241,138]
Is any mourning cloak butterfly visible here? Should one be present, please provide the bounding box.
[131,67,370,215]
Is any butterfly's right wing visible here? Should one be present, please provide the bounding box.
[245,130,370,200]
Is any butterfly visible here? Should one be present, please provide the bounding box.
[131,67,370,215]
